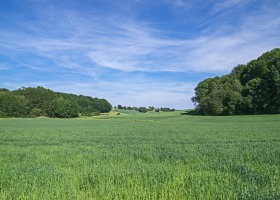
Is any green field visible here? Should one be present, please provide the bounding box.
[0,111,280,199]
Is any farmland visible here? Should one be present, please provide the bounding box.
[0,111,280,199]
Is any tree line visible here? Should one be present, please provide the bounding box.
[192,48,280,115]
[116,105,176,113]
[0,86,112,118]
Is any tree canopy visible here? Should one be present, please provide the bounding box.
[0,86,112,118]
[192,48,280,115]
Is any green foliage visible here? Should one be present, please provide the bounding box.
[13,86,58,114]
[193,48,280,115]
[116,105,176,113]
[0,91,29,117]
[0,86,112,118]
[0,88,10,93]
[0,111,8,118]
[97,98,112,113]
[47,97,79,118]
[30,108,44,118]
[92,111,101,116]
[0,112,279,199]
[60,93,112,115]
[138,106,148,113]
[199,92,223,115]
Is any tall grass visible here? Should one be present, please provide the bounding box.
[0,112,279,199]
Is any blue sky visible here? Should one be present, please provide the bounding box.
[1,0,280,109]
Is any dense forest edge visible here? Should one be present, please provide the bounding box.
[0,87,112,118]
[192,48,280,115]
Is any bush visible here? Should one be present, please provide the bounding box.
[92,112,101,116]
[30,108,44,118]
[48,97,79,118]
[0,111,7,118]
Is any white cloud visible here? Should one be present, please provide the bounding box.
[174,0,187,7]
[1,1,280,109]
[2,78,196,109]
[1,2,279,74]
[213,0,246,12]
[189,15,280,72]
[83,81,195,109]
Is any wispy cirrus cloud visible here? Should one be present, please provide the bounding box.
[1,1,279,74]
[1,0,280,109]
[213,0,247,12]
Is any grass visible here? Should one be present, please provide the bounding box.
[0,111,280,199]
[113,108,145,115]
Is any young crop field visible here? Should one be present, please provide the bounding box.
[0,111,279,199]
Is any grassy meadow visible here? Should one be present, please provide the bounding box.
[0,111,280,199]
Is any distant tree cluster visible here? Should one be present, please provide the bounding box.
[192,48,280,115]
[0,86,112,118]
[116,105,176,113]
